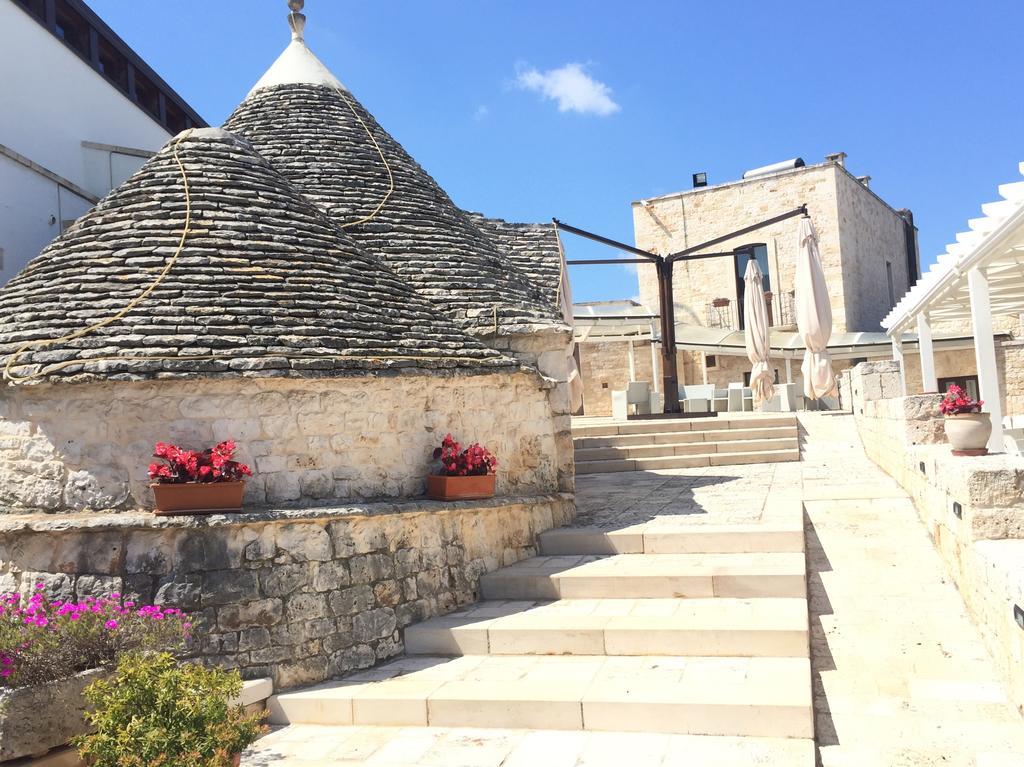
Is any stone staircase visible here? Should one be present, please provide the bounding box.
[573,414,800,474]
[266,517,815,763]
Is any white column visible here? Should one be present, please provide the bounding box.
[784,357,793,384]
[626,340,636,381]
[891,338,908,396]
[916,312,937,393]
[968,267,1004,453]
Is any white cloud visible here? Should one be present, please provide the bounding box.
[515,63,620,116]
[473,105,490,121]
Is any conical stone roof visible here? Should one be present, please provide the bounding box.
[224,31,565,336]
[0,128,513,384]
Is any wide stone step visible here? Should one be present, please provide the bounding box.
[575,448,800,474]
[478,553,807,600]
[405,597,809,657]
[575,437,799,462]
[246,724,816,767]
[574,425,798,449]
[572,415,797,439]
[538,523,805,555]
[266,654,814,739]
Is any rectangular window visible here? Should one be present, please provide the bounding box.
[938,376,979,401]
[734,243,771,330]
[54,0,89,58]
[133,71,161,119]
[886,261,896,306]
[97,36,129,93]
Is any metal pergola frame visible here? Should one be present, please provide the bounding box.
[555,205,807,413]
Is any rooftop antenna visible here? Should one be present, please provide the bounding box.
[288,0,306,41]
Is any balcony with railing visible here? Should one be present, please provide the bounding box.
[705,290,796,330]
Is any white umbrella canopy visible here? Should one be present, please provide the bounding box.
[795,216,837,399]
[743,258,774,403]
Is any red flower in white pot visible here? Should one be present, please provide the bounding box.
[939,385,991,456]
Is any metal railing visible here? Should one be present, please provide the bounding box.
[706,290,796,330]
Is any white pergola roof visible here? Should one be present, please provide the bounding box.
[573,307,984,360]
[882,162,1024,334]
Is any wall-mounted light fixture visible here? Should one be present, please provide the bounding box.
[919,462,926,474]
[952,501,963,520]
[1014,604,1024,630]
[692,172,708,189]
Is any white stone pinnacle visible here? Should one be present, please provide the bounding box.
[246,2,346,97]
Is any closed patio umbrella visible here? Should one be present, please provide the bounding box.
[743,258,774,403]
[556,229,585,413]
[796,216,837,399]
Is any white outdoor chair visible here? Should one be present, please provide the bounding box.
[611,381,652,420]
[1004,428,1024,455]
[761,383,796,412]
[712,388,729,413]
[679,384,714,413]
[727,383,754,412]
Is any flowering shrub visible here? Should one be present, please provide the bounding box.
[432,433,498,477]
[74,652,266,767]
[0,586,190,688]
[939,384,984,416]
[148,440,252,484]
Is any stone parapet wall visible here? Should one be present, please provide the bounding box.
[0,369,561,513]
[0,494,574,690]
[490,328,575,493]
[848,360,1024,710]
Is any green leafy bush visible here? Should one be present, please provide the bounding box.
[73,652,266,767]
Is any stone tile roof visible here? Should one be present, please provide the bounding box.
[224,84,566,335]
[0,129,515,384]
[467,214,564,306]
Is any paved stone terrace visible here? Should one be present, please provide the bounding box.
[243,413,1024,766]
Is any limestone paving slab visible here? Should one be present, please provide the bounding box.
[405,597,809,657]
[241,724,816,766]
[266,654,814,738]
[479,552,807,600]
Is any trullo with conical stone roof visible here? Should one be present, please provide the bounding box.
[0,3,575,512]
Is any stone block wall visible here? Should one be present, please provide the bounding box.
[848,360,1024,710]
[635,163,847,331]
[489,328,575,493]
[633,161,912,337]
[577,340,656,416]
[0,494,574,690]
[0,369,561,513]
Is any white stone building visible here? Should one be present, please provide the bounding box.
[0,0,205,284]
[575,155,928,414]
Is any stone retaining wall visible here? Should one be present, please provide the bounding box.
[0,494,574,690]
[848,361,1024,710]
[0,369,561,513]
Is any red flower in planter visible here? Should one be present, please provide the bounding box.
[939,384,983,416]
[432,434,497,477]
[147,440,253,484]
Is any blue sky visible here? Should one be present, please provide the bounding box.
[90,0,1023,304]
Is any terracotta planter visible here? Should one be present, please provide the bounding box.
[426,474,496,501]
[151,481,245,515]
[944,412,992,456]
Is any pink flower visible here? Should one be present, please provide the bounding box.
[1,669,11,678]
[104,619,118,630]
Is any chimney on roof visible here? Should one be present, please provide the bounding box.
[857,175,871,188]
[825,152,847,167]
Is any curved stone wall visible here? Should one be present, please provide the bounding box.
[0,370,561,513]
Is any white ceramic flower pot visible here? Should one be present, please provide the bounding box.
[944,412,992,454]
